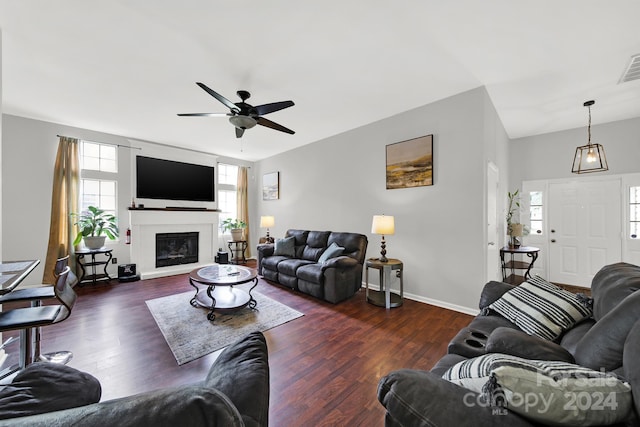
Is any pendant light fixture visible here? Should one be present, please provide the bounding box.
[572,100,608,174]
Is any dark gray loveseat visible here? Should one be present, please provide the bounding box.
[0,332,269,426]
[257,229,368,304]
[378,263,640,426]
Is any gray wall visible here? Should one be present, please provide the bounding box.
[253,87,510,312]
[509,116,640,186]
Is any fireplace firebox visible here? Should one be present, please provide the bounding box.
[156,232,199,268]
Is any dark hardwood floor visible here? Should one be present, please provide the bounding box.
[3,261,474,426]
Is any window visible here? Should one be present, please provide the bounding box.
[218,163,238,233]
[630,187,640,239]
[79,140,118,227]
[80,141,117,173]
[529,191,543,235]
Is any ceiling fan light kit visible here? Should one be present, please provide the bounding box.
[178,83,295,138]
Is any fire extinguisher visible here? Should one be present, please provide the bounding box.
[126,227,131,245]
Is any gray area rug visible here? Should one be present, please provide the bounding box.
[146,290,303,365]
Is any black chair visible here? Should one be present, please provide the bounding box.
[0,256,70,362]
[0,266,76,369]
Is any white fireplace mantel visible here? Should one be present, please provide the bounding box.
[129,209,220,279]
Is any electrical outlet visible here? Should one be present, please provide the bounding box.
[112,258,118,264]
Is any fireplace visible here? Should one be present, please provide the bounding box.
[156,232,199,268]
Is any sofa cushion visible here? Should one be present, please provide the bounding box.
[478,280,517,310]
[261,255,289,271]
[574,289,640,371]
[487,275,592,340]
[443,353,633,426]
[318,242,344,264]
[277,258,314,277]
[485,327,575,362]
[297,263,324,284]
[273,236,295,257]
[0,362,101,420]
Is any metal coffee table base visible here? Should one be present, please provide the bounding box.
[190,278,258,321]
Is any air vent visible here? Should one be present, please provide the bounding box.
[619,54,640,83]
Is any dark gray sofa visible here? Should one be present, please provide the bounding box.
[257,229,368,304]
[378,262,640,426]
[0,331,269,426]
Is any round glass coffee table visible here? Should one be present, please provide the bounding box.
[188,264,258,321]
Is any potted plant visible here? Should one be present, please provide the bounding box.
[506,190,526,248]
[222,218,247,241]
[72,206,119,249]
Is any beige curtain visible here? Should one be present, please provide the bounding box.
[237,166,251,257]
[43,137,79,284]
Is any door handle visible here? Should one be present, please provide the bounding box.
[488,242,495,246]
[551,229,556,233]
[551,239,556,243]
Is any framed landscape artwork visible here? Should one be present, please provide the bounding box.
[386,134,433,189]
[263,171,280,200]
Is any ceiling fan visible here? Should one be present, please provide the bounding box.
[178,82,295,138]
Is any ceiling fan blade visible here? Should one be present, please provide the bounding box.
[235,127,245,138]
[254,100,295,116]
[196,82,238,112]
[256,117,295,134]
[177,112,231,117]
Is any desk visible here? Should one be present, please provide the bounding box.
[365,258,403,308]
[76,248,113,285]
[228,241,248,265]
[0,260,40,295]
[500,246,540,285]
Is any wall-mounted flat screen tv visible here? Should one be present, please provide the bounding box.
[136,156,215,202]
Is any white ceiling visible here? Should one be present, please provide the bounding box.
[1,1,640,161]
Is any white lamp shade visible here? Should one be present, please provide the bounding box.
[371,215,395,235]
[260,215,275,228]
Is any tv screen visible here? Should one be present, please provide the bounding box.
[136,156,215,202]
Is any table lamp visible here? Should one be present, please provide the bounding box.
[260,215,275,243]
[371,215,395,262]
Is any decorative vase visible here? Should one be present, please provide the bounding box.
[230,229,244,241]
[83,236,106,250]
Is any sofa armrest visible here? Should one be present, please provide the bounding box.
[378,369,536,427]
[206,331,269,427]
[479,281,516,310]
[0,385,244,427]
[256,244,274,257]
[321,255,358,270]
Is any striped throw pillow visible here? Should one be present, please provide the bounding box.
[488,275,592,340]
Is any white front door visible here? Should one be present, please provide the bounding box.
[548,179,622,287]
[486,162,500,282]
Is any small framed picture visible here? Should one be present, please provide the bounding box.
[263,172,280,200]
[386,134,433,189]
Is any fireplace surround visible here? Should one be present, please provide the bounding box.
[129,208,219,279]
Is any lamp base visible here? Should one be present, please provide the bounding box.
[378,255,389,263]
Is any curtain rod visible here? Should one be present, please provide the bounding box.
[56,135,142,150]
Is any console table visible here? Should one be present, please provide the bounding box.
[365,258,403,309]
[500,246,540,285]
[76,248,113,285]
[228,240,248,265]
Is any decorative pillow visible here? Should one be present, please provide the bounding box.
[442,353,633,426]
[488,275,592,340]
[489,361,632,425]
[273,236,295,257]
[318,242,344,264]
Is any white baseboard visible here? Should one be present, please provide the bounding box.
[361,283,479,316]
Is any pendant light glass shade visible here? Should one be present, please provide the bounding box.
[572,100,608,174]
